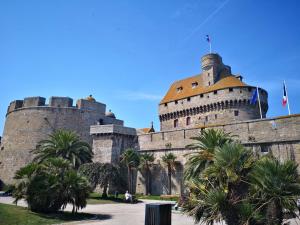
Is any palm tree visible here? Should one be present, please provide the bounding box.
[120,148,140,194]
[184,142,255,225]
[184,129,233,180]
[249,157,300,225]
[13,157,90,213]
[139,153,155,195]
[161,153,177,195]
[32,129,93,169]
[60,169,91,213]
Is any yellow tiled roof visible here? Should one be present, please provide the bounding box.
[160,74,248,104]
[140,127,155,134]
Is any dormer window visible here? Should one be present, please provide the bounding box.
[192,82,198,89]
[177,87,183,93]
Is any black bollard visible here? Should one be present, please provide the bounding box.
[145,203,172,225]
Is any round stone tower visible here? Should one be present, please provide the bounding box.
[0,96,123,184]
[159,53,268,131]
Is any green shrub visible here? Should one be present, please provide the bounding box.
[13,158,91,213]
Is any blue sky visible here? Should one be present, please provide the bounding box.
[1,0,300,133]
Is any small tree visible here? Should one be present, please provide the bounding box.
[249,157,300,225]
[79,162,120,198]
[139,153,155,195]
[13,158,90,213]
[183,142,255,225]
[79,162,102,189]
[184,129,233,180]
[32,129,93,169]
[161,153,177,195]
[120,148,140,194]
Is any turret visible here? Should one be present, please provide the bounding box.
[201,53,231,86]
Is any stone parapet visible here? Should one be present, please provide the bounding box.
[90,124,137,136]
[139,114,300,151]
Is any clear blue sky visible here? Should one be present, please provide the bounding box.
[1,0,300,133]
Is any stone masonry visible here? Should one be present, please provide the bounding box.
[0,52,298,197]
[0,96,123,184]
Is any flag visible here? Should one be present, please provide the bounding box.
[283,82,287,107]
[206,35,210,43]
[250,88,258,104]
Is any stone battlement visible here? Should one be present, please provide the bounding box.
[7,96,106,115]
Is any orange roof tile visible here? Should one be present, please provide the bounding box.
[160,74,248,104]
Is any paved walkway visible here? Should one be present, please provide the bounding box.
[0,196,197,225]
[1,196,299,225]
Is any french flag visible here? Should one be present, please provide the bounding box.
[282,82,287,107]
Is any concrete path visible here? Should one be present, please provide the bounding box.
[0,196,197,225]
[1,196,299,225]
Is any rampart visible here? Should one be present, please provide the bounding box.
[135,114,300,195]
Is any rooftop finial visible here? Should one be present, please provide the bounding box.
[86,95,96,102]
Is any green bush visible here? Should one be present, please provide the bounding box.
[13,158,91,213]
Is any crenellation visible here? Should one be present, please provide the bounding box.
[23,96,46,108]
[49,96,73,107]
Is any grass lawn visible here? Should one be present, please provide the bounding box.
[87,192,125,204]
[0,203,98,225]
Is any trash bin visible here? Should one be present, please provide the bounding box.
[145,203,172,225]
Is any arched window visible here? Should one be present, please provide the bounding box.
[186,117,191,126]
[174,119,179,128]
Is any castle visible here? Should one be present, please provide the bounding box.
[1,53,300,195]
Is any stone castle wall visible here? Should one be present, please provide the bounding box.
[159,86,268,131]
[0,96,123,184]
[135,114,300,195]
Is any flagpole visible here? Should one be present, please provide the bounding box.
[257,86,263,119]
[284,80,291,115]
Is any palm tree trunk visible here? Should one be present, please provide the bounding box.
[266,200,283,225]
[102,182,108,198]
[146,168,149,195]
[223,206,240,225]
[168,164,172,195]
[127,166,131,193]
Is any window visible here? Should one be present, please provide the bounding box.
[205,116,208,122]
[208,81,211,86]
[229,88,233,92]
[187,97,191,102]
[175,100,178,105]
[214,90,218,95]
[174,119,179,128]
[208,73,210,77]
[192,82,198,89]
[164,103,168,107]
[186,117,191,126]
[260,144,270,154]
[200,94,204,98]
[215,114,217,119]
[177,87,183,93]
[234,110,239,116]
[248,87,252,92]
